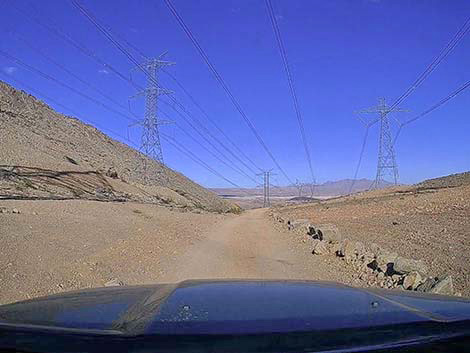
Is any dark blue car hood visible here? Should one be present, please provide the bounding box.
[1,279,469,336]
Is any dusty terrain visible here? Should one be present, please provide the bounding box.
[272,173,470,296]
[0,81,238,213]
[1,199,364,305]
[0,199,226,304]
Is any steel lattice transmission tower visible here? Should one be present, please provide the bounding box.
[130,53,174,182]
[356,98,408,188]
[257,170,275,207]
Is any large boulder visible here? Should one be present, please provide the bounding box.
[316,224,342,243]
[430,275,454,296]
[416,277,439,292]
[340,240,365,261]
[394,257,428,275]
[376,250,398,274]
[403,271,423,290]
[287,219,311,232]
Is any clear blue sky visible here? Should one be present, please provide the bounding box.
[1,0,469,187]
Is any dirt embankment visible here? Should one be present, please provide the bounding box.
[272,178,470,296]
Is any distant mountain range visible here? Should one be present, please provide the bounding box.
[211,178,395,198]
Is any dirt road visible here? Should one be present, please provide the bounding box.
[158,208,354,284]
[0,201,359,305]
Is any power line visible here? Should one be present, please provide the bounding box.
[69,0,263,184]
[162,68,262,174]
[156,107,257,183]
[160,93,261,176]
[161,133,241,188]
[0,72,141,150]
[349,16,470,191]
[163,0,293,184]
[88,13,263,178]
[174,122,259,184]
[1,73,243,188]
[16,0,258,186]
[159,97,259,181]
[265,0,315,185]
[9,30,134,117]
[393,79,470,145]
[256,170,275,207]
[348,122,372,194]
[11,2,142,91]
[7,17,249,185]
[0,49,139,125]
[129,55,174,182]
[356,98,408,188]
[389,16,470,112]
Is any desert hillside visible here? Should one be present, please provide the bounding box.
[271,172,470,296]
[0,81,239,213]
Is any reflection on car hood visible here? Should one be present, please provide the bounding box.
[0,279,470,336]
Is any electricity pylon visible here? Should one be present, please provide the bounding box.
[356,98,408,188]
[294,179,304,197]
[257,170,275,207]
[129,53,174,183]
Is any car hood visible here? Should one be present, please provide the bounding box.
[1,279,470,336]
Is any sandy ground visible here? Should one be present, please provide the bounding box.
[0,200,225,304]
[0,200,361,305]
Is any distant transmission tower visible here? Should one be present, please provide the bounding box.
[130,53,174,183]
[356,98,408,188]
[294,179,304,197]
[257,170,275,207]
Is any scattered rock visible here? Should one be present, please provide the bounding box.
[339,240,365,261]
[12,208,20,214]
[287,219,310,231]
[0,208,7,214]
[312,240,328,255]
[416,277,438,292]
[429,275,454,296]
[403,271,423,290]
[394,257,427,275]
[391,274,402,284]
[65,156,78,165]
[104,278,124,287]
[360,251,375,266]
[106,167,118,179]
[327,241,342,255]
[376,251,398,274]
[316,225,342,243]
[306,224,316,236]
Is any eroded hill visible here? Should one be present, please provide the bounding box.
[0,81,239,213]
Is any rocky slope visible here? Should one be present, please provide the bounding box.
[0,81,239,213]
[270,172,470,297]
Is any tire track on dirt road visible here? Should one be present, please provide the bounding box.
[158,208,356,284]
